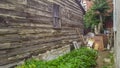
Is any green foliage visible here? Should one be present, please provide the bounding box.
[84,0,110,30]
[92,0,109,14]
[92,0,110,24]
[16,47,98,68]
[84,10,99,29]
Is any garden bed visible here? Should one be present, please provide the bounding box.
[16,47,98,68]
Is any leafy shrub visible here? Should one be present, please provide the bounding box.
[16,47,98,68]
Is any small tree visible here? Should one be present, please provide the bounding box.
[84,10,99,30]
[92,0,110,33]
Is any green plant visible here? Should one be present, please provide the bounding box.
[16,47,98,68]
[84,10,99,30]
[84,0,110,33]
[92,0,110,32]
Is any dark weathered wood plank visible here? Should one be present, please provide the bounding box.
[0,0,84,66]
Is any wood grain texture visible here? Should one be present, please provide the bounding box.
[0,0,84,65]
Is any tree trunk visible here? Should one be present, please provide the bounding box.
[99,14,103,31]
[98,23,102,34]
[95,14,103,34]
[94,23,101,34]
[94,25,99,34]
[94,14,103,34]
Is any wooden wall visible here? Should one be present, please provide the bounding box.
[0,0,84,65]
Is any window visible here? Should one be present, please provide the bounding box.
[53,3,61,29]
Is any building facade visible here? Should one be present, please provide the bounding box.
[83,0,93,11]
[0,0,84,67]
[114,0,120,68]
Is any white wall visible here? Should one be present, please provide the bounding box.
[114,0,120,68]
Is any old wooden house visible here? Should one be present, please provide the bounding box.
[0,0,84,66]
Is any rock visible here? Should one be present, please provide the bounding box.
[104,58,111,63]
[110,47,114,53]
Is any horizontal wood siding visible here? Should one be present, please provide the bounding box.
[0,0,84,65]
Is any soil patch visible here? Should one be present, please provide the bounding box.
[95,51,110,68]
